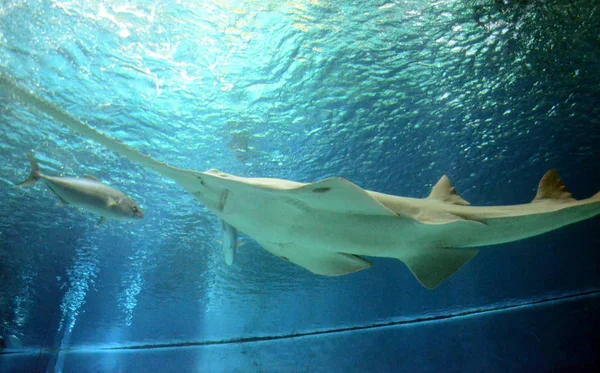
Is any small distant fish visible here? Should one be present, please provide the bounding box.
[17,153,144,225]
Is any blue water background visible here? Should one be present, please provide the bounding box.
[1,0,599,371]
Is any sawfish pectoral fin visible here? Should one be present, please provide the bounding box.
[400,248,479,289]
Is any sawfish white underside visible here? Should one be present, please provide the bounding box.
[4,73,599,289]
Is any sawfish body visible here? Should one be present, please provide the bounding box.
[3,73,598,288]
[186,169,600,289]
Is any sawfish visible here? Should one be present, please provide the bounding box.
[2,73,599,288]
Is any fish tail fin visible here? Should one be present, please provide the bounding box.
[17,153,42,188]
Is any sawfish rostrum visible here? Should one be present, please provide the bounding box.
[17,153,144,224]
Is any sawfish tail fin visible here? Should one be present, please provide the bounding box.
[17,153,42,188]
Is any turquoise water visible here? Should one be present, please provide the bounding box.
[1,0,599,372]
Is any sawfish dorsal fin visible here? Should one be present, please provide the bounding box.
[428,175,470,206]
[533,170,576,203]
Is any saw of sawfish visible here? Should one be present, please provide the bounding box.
[3,74,599,289]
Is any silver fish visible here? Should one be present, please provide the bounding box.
[17,153,144,224]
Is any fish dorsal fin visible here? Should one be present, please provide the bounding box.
[85,175,100,182]
[427,175,470,206]
[533,170,576,203]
